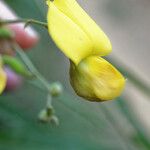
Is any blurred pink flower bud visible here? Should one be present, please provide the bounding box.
[0,1,39,50]
[4,66,23,91]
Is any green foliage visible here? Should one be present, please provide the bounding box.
[2,55,32,77]
[0,28,13,39]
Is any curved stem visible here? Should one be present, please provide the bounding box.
[0,19,48,28]
[14,44,50,93]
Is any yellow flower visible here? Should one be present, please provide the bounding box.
[70,56,125,101]
[0,56,7,94]
[47,0,112,65]
[47,0,125,101]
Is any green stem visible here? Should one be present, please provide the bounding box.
[0,19,48,28]
[14,44,50,93]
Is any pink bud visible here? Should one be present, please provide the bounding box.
[0,1,39,50]
[8,24,39,50]
[4,66,23,91]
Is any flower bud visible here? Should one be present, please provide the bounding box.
[38,109,50,123]
[2,55,32,77]
[4,66,22,91]
[38,107,59,125]
[50,82,63,96]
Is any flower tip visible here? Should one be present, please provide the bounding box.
[100,40,112,56]
[107,42,112,54]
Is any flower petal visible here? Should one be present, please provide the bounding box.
[70,56,125,101]
[52,0,112,56]
[0,68,7,94]
[47,2,93,65]
[0,57,7,94]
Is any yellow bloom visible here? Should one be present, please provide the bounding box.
[70,56,125,101]
[0,56,7,94]
[47,0,125,101]
[47,0,112,65]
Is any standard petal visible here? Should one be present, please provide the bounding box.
[47,2,93,65]
[70,56,125,101]
[52,0,112,56]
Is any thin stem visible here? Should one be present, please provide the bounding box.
[47,94,53,108]
[14,44,50,92]
[0,19,48,28]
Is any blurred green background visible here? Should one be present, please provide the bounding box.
[0,0,150,150]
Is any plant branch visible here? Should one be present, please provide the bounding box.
[14,44,50,92]
[0,19,48,28]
